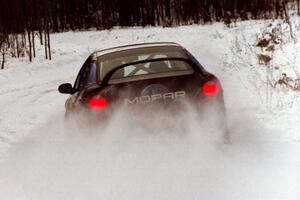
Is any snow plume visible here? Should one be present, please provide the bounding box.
[0,102,299,200]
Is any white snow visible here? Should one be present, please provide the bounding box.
[0,19,300,199]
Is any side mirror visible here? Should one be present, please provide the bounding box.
[58,83,75,94]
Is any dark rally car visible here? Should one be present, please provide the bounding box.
[58,42,226,120]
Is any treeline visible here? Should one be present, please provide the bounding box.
[0,0,299,68]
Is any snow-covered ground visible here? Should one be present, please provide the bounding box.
[0,19,300,199]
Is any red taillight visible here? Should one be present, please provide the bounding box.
[202,81,219,96]
[88,97,108,109]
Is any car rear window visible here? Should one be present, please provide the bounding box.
[108,60,194,84]
[97,46,190,80]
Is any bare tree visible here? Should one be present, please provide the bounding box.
[0,0,298,69]
[1,44,4,69]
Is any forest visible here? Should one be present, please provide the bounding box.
[0,0,299,68]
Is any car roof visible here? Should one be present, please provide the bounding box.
[93,42,182,57]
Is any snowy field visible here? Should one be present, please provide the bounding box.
[0,19,300,199]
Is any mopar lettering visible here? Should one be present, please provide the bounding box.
[124,97,139,104]
[124,91,186,105]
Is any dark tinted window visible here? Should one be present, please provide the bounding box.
[84,62,97,86]
[74,58,97,90]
